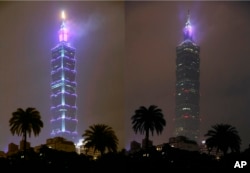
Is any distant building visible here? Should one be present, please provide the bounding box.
[6,140,31,156]
[46,137,76,152]
[75,138,85,154]
[129,140,141,153]
[77,139,101,160]
[83,147,101,160]
[199,139,223,159]
[174,11,201,142]
[169,136,199,151]
[0,151,6,158]
[7,143,18,156]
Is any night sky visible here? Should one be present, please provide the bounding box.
[1,1,250,152]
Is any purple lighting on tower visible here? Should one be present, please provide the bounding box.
[59,11,68,42]
[59,25,68,42]
[50,10,78,143]
[183,10,193,41]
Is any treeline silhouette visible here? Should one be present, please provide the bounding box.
[1,144,250,171]
[3,106,250,170]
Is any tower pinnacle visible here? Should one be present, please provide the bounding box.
[183,10,192,41]
[59,10,68,42]
[61,10,66,20]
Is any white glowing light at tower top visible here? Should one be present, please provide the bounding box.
[59,10,68,42]
[61,10,66,20]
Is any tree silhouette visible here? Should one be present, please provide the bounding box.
[9,107,44,158]
[82,124,119,157]
[204,123,241,156]
[131,105,166,149]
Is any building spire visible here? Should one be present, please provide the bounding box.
[61,10,66,21]
[59,10,68,42]
[183,10,192,41]
[186,9,190,25]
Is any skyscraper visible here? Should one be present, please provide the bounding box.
[50,11,78,143]
[174,12,200,142]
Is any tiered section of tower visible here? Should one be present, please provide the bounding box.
[50,11,78,143]
[175,12,200,141]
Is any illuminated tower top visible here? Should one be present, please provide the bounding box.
[59,10,68,42]
[183,10,193,41]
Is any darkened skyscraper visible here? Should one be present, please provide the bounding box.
[174,12,200,142]
[50,11,78,143]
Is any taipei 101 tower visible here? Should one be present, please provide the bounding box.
[174,11,201,142]
[50,11,78,143]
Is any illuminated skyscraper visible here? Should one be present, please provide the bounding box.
[174,12,200,142]
[50,11,78,143]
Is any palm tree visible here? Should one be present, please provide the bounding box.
[131,105,166,149]
[204,123,241,156]
[82,124,119,157]
[9,107,44,156]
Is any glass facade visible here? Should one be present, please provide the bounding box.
[174,13,200,142]
[50,12,78,143]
